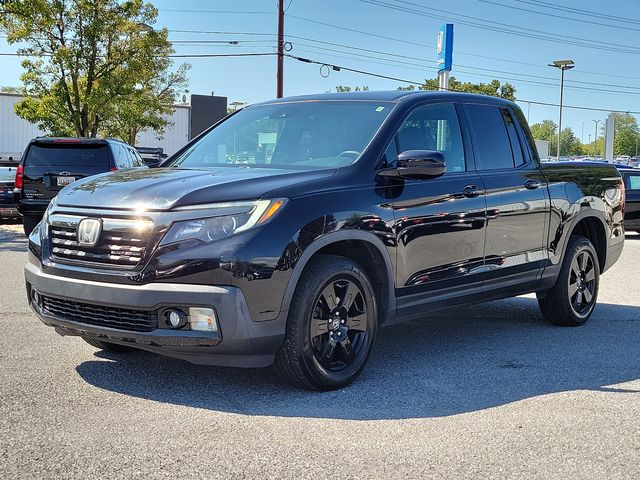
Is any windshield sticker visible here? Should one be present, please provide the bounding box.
[375,106,385,112]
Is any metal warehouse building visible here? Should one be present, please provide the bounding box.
[0,93,228,159]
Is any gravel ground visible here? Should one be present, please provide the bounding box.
[1,227,639,479]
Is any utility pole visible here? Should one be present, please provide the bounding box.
[276,0,284,98]
[581,122,584,144]
[548,60,575,160]
[593,119,601,156]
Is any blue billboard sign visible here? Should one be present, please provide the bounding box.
[436,24,454,72]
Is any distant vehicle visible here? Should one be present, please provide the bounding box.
[0,159,19,218]
[134,146,167,168]
[619,167,640,233]
[14,137,148,235]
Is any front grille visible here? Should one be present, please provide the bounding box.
[42,295,158,332]
[48,215,153,268]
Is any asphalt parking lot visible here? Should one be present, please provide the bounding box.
[1,221,639,479]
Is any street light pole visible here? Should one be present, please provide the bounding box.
[548,60,575,160]
[593,119,601,156]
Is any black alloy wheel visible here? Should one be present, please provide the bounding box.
[274,254,378,390]
[538,235,600,327]
[568,249,597,317]
[310,278,369,372]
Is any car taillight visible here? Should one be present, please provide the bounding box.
[14,164,23,189]
[110,166,117,172]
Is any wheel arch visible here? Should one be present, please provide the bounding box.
[280,231,396,325]
[565,212,608,272]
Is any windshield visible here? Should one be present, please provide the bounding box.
[169,101,394,170]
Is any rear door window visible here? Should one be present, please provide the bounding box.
[25,144,110,169]
[129,148,145,167]
[112,144,132,170]
[466,104,515,171]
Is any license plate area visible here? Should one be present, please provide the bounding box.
[56,176,75,187]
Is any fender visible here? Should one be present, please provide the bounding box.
[277,229,397,324]
[541,207,609,288]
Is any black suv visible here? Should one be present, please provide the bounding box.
[15,137,147,235]
[24,92,624,390]
[618,166,640,232]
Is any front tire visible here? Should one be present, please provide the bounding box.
[538,235,600,326]
[274,255,378,390]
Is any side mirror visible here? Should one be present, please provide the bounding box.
[378,150,446,179]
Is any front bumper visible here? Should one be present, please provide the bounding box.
[25,259,285,367]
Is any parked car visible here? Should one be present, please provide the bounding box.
[0,159,20,218]
[135,146,167,168]
[14,137,148,235]
[24,91,625,390]
[619,167,640,233]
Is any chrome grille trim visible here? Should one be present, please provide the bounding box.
[47,214,153,269]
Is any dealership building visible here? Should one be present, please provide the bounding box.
[0,93,228,160]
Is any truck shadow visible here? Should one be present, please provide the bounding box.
[75,297,640,420]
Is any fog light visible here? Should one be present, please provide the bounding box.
[188,307,218,332]
[164,309,187,329]
[31,289,40,305]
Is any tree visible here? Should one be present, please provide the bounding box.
[335,85,369,92]
[530,119,557,144]
[0,86,21,93]
[608,112,640,157]
[398,76,516,100]
[0,0,189,142]
[530,119,582,156]
[101,63,190,145]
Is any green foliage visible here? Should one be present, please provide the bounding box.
[335,85,370,92]
[530,119,557,144]
[529,119,582,156]
[0,85,21,93]
[610,112,640,157]
[397,76,516,100]
[0,0,189,143]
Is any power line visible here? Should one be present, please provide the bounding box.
[479,0,640,33]
[0,51,277,58]
[164,22,640,81]
[285,53,640,114]
[168,30,275,37]
[514,0,640,26]
[282,36,640,94]
[285,53,425,85]
[360,0,640,55]
[159,9,272,15]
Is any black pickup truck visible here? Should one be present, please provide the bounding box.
[24,91,625,390]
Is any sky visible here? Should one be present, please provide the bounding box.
[1,0,640,143]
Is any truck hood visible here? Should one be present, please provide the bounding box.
[57,167,336,211]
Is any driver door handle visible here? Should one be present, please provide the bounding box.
[524,180,541,190]
[462,185,483,198]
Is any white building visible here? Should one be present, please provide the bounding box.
[0,93,226,159]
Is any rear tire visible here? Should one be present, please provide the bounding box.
[22,215,41,236]
[274,255,378,391]
[538,235,600,326]
[82,337,135,353]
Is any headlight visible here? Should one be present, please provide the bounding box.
[160,199,286,246]
[39,196,57,236]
